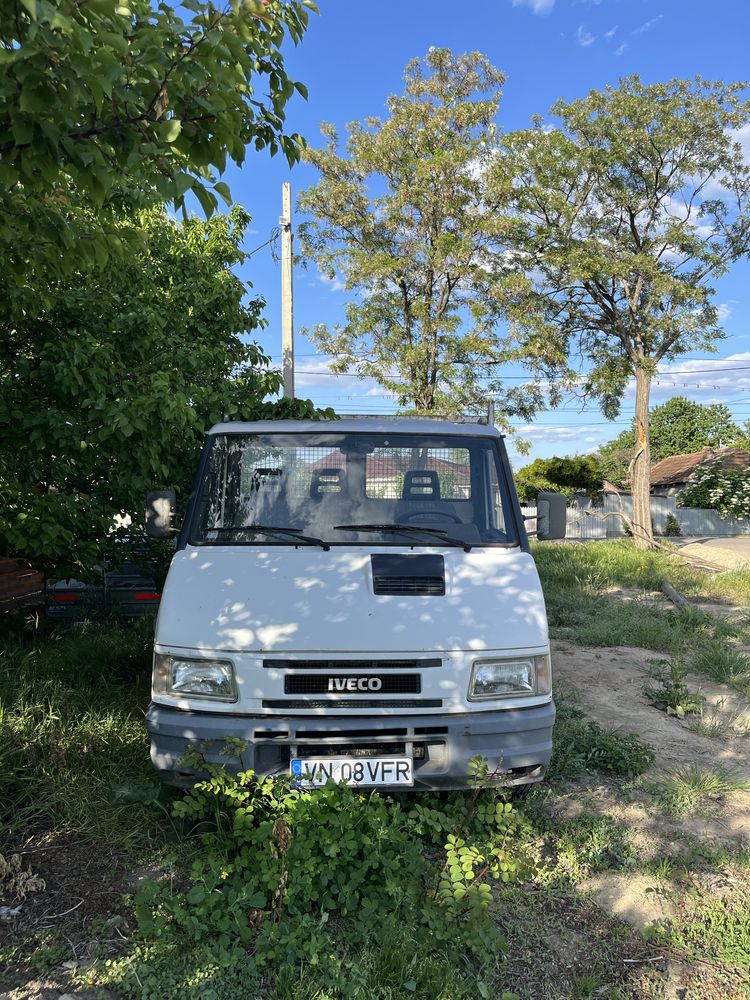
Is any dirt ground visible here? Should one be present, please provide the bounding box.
[553,639,750,848]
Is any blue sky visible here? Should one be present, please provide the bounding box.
[221,0,750,468]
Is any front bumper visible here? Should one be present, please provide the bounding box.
[146,700,556,790]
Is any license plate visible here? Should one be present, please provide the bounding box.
[290,756,413,787]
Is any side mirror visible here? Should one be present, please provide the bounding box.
[536,491,566,541]
[145,490,177,538]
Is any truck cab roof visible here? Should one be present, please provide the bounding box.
[207,417,504,438]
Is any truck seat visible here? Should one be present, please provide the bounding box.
[395,470,460,524]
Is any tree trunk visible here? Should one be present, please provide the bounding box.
[630,366,654,550]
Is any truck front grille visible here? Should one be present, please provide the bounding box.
[263,658,441,670]
[295,742,426,760]
[284,674,420,695]
[263,699,443,710]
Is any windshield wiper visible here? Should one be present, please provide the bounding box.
[209,525,330,551]
[333,523,472,552]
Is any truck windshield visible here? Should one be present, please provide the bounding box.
[191,432,519,548]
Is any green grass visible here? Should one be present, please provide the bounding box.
[0,617,161,847]
[549,682,655,781]
[533,539,750,607]
[651,764,750,816]
[535,542,750,698]
[645,880,750,981]
[690,644,750,686]
[96,919,494,1000]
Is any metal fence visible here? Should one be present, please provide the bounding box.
[521,503,607,540]
[521,494,750,540]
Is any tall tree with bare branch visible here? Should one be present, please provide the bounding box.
[499,76,750,547]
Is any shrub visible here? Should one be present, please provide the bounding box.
[678,462,750,519]
[664,512,682,536]
[108,758,529,998]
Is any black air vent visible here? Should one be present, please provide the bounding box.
[263,658,441,670]
[371,554,445,596]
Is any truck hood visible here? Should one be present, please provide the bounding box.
[156,545,549,654]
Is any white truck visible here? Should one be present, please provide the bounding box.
[144,417,565,790]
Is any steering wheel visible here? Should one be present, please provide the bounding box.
[401,509,463,525]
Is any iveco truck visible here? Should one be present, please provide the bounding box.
[144,418,565,790]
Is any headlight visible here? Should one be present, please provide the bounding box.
[153,653,237,701]
[468,654,551,700]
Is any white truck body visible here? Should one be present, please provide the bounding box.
[146,418,558,789]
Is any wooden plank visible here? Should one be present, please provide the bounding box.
[0,557,45,610]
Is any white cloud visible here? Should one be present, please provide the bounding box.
[511,0,555,14]
[732,123,750,162]
[717,303,732,322]
[616,41,628,56]
[604,25,617,40]
[514,424,597,442]
[633,14,663,34]
[624,352,750,402]
[576,23,596,46]
[318,272,346,293]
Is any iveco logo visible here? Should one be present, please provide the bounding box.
[327,677,383,692]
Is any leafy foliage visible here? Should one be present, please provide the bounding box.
[0,207,328,576]
[107,757,526,997]
[550,699,655,780]
[597,398,741,487]
[664,513,682,537]
[0,0,314,288]
[515,455,603,502]
[298,48,557,422]
[500,76,750,546]
[677,461,750,519]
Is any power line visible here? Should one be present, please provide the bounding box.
[290,364,750,382]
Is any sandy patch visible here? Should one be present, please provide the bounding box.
[552,641,750,847]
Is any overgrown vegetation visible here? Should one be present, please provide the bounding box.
[91,758,528,999]
[550,683,655,780]
[650,764,750,816]
[3,541,750,997]
[0,617,158,845]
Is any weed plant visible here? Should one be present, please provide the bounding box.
[549,684,655,780]
[95,756,529,999]
[642,659,704,717]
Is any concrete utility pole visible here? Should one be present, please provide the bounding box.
[280,182,295,398]
[487,398,496,427]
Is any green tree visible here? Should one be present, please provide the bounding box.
[0,207,309,575]
[514,455,603,503]
[500,76,750,548]
[298,48,555,421]
[0,0,314,289]
[598,397,740,486]
[730,419,750,453]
